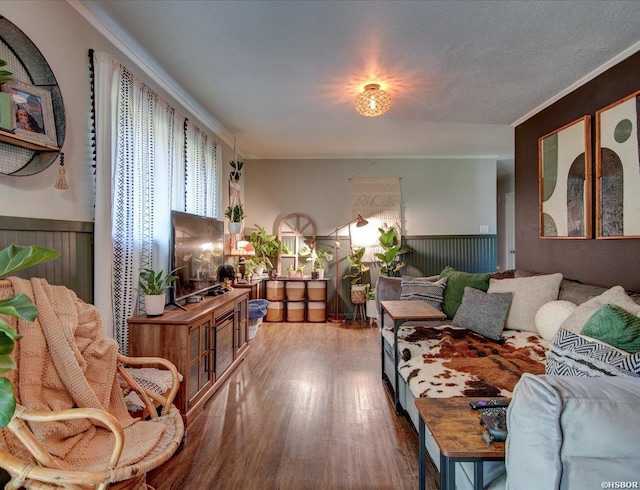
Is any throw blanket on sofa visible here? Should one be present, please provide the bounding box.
[0,278,166,471]
[384,324,547,399]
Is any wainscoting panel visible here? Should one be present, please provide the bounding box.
[404,235,498,277]
[0,216,94,303]
[317,234,497,319]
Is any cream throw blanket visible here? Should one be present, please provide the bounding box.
[0,278,165,471]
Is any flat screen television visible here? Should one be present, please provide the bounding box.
[170,210,225,302]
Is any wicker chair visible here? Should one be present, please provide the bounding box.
[0,278,184,489]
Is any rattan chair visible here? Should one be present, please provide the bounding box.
[0,278,184,489]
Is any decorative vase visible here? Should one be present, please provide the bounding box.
[145,293,166,316]
[311,271,319,279]
[351,284,366,304]
[228,221,243,234]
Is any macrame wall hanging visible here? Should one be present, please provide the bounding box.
[350,177,402,262]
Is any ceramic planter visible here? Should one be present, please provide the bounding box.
[145,293,166,316]
[228,222,243,234]
[366,299,378,319]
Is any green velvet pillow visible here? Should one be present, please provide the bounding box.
[438,266,491,319]
[582,303,640,353]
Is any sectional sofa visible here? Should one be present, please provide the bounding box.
[376,268,640,489]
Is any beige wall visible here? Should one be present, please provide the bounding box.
[0,1,233,222]
[244,158,497,237]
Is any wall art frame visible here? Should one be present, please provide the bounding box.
[538,115,592,239]
[2,79,57,146]
[596,89,640,239]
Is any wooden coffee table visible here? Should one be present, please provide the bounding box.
[416,397,507,490]
[380,300,447,413]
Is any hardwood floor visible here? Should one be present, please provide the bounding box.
[147,321,425,489]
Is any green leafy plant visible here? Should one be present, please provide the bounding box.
[224,204,245,223]
[364,283,375,301]
[281,242,294,255]
[229,160,244,180]
[138,268,180,295]
[0,245,60,427]
[248,225,281,269]
[342,247,370,285]
[0,59,12,84]
[375,225,413,277]
[307,247,334,271]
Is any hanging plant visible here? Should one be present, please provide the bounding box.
[229,160,244,181]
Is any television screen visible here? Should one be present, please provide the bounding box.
[171,211,225,302]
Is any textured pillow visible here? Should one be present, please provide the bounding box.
[487,273,563,333]
[546,328,640,377]
[451,286,512,341]
[535,300,577,340]
[438,266,491,319]
[400,276,447,310]
[581,304,640,354]
[559,286,640,335]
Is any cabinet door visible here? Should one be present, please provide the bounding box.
[187,318,213,408]
[236,297,247,351]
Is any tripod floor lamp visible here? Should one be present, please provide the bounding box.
[327,214,369,323]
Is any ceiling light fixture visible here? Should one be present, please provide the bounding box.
[355,83,391,117]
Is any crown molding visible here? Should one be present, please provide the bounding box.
[68,0,233,150]
[244,154,501,160]
[512,39,640,127]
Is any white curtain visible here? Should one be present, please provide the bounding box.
[93,51,219,352]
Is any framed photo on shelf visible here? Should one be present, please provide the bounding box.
[596,89,640,239]
[1,80,57,146]
[538,115,592,239]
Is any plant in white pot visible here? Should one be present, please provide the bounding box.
[138,268,180,316]
[308,247,333,279]
[248,225,280,275]
[224,204,245,235]
[364,283,378,324]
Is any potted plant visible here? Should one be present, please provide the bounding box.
[248,225,281,274]
[224,204,245,234]
[374,224,413,277]
[364,283,377,324]
[342,247,370,305]
[138,267,180,316]
[0,244,60,427]
[307,247,333,279]
[229,160,244,181]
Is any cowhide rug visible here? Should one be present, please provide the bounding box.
[387,324,547,399]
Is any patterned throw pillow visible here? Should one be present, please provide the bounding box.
[546,328,640,377]
[581,303,640,354]
[452,286,512,341]
[438,266,491,319]
[400,276,447,310]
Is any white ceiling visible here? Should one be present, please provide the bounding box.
[76,0,640,176]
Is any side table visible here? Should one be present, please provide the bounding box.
[380,300,447,413]
[416,397,507,490]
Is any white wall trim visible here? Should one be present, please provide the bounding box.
[67,0,233,149]
[512,39,640,127]
[245,154,500,160]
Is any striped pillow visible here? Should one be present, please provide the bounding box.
[546,328,640,377]
[400,276,448,310]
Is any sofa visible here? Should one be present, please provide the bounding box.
[376,268,640,489]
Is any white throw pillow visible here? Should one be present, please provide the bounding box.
[487,273,563,333]
[535,300,577,340]
[559,285,640,334]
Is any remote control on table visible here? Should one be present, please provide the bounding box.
[469,399,510,410]
[478,407,508,442]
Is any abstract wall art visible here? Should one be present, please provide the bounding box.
[596,89,640,239]
[538,116,592,239]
